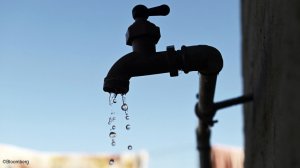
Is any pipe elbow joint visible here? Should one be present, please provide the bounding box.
[181,45,223,75]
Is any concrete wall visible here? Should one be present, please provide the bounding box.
[242,0,300,167]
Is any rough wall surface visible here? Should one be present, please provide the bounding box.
[242,0,300,168]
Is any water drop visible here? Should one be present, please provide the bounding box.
[109,159,114,165]
[122,94,126,103]
[109,93,112,105]
[109,93,117,105]
[108,117,116,125]
[128,145,132,150]
[126,124,131,130]
[111,140,116,146]
[125,115,130,120]
[109,132,116,138]
[121,103,128,111]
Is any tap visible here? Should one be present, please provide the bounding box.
[102,6,254,168]
[103,4,223,95]
[103,4,226,168]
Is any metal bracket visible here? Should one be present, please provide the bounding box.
[195,94,253,127]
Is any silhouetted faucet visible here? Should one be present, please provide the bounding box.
[102,4,254,168]
[103,4,223,95]
[103,4,228,168]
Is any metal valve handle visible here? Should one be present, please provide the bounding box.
[132,4,170,20]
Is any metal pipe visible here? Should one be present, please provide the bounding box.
[197,125,211,168]
[196,75,217,168]
[214,94,253,110]
[199,75,217,112]
[103,45,223,95]
[195,90,253,168]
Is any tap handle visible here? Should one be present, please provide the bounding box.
[132,4,170,20]
[148,4,170,17]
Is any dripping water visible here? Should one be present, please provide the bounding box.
[107,93,133,165]
[109,159,114,165]
[125,124,131,130]
[111,139,116,146]
[121,103,128,111]
[108,93,117,166]
[109,131,116,138]
[109,93,117,105]
[121,94,133,152]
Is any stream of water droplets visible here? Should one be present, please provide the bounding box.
[107,93,132,166]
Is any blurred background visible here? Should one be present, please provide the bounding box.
[0,1,242,168]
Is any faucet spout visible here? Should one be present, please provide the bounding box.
[103,45,223,94]
[103,51,173,94]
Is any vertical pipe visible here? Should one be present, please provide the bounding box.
[132,37,156,55]
[197,74,217,168]
[199,75,216,111]
[197,124,211,168]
